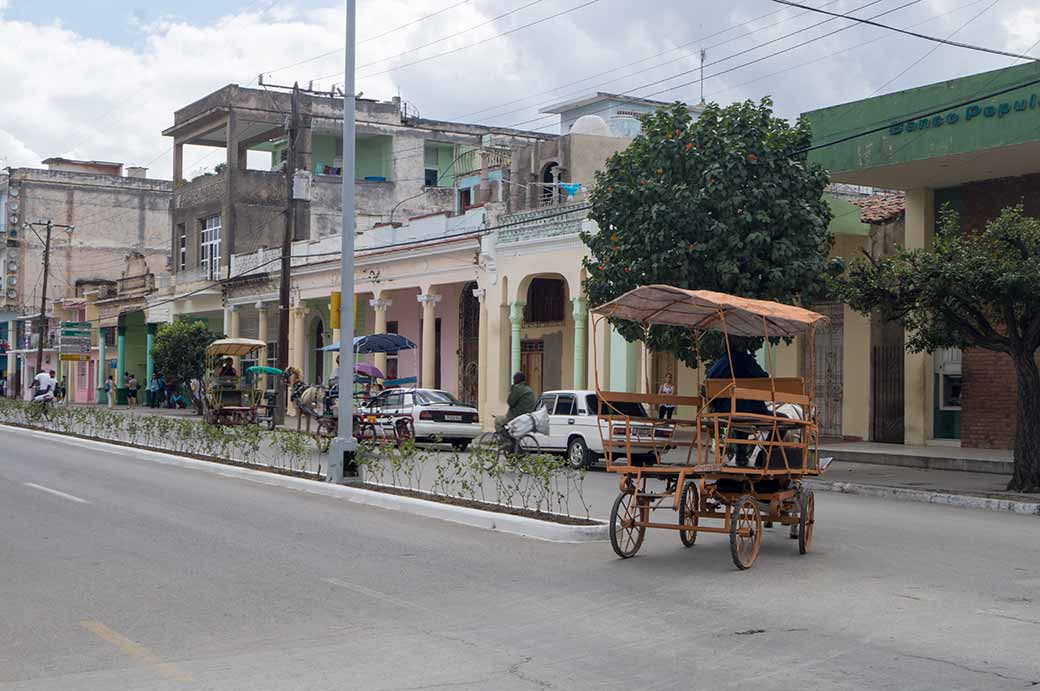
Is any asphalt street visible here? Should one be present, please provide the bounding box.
[2,425,1039,690]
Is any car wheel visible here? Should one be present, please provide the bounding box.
[451,439,470,451]
[567,437,590,469]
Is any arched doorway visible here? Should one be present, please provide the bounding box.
[459,282,480,406]
[313,318,325,383]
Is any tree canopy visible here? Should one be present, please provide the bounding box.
[581,99,835,366]
[151,319,219,387]
[840,204,1040,492]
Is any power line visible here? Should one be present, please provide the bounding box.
[262,0,473,76]
[316,0,602,84]
[772,0,1039,62]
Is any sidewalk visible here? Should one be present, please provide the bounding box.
[821,440,1012,474]
[811,461,1039,515]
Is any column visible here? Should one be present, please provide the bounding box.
[96,327,107,404]
[370,296,392,376]
[145,323,156,406]
[474,288,488,424]
[290,307,307,380]
[418,294,441,388]
[228,305,242,370]
[904,188,935,445]
[115,324,126,405]
[257,304,270,390]
[571,296,588,390]
[509,301,525,378]
[5,320,15,398]
[172,142,184,184]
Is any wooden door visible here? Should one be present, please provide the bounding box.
[521,341,544,397]
[803,303,843,439]
[871,320,904,443]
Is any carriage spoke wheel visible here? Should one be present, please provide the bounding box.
[798,489,815,555]
[729,495,763,570]
[678,482,700,547]
[610,491,647,559]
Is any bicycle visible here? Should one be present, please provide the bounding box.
[474,426,541,471]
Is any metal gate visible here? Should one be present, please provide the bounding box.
[458,282,480,407]
[803,303,843,440]
[871,343,905,443]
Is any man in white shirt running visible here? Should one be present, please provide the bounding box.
[31,370,55,402]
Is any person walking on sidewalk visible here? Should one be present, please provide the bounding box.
[148,373,160,408]
[104,376,115,408]
[126,373,138,409]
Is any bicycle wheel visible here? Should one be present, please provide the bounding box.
[516,434,540,454]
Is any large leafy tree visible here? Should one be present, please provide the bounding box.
[151,320,219,389]
[582,99,835,365]
[841,205,1040,493]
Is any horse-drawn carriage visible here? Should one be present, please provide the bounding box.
[591,286,828,570]
[289,333,418,451]
[200,338,267,426]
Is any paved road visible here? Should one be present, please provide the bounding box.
[2,426,1039,690]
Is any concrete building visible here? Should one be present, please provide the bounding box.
[804,60,1040,451]
[2,159,171,399]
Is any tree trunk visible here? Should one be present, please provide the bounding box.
[1009,353,1040,492]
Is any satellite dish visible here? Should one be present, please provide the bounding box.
[569,114,612,137]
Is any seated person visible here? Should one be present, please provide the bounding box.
[218,358,237,378]
[705,336,769,415]
[706,336,771,467]
[495,372,535,435]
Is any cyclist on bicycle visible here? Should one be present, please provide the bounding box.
[495,372,535,436]
[30,370,55,402]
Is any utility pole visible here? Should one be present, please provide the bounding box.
[700,49,707,104]
[274,83,300,426]
[330,0,358,484]
[25,220,73,376]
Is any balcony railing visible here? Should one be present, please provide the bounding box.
[497,202,589,245]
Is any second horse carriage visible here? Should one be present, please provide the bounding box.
[200,338,269,426]
[592,286,829,570]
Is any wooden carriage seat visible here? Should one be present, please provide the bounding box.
[704,377,808,410]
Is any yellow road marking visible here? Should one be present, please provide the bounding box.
[80,620,192,682]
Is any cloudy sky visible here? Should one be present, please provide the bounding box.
[1,0,1037,178]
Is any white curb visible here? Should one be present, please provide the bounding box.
[809,479,1040,516]
[0,424,609,543]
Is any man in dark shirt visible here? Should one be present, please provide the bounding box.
[496,372,536,434]
[706,337,770,466]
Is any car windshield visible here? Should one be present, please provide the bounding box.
[416,390,463,406]
[586,395,648,418]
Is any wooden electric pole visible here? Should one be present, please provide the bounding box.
[274,83,300,425]
[25,220,73,376]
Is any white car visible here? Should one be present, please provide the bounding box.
[532,390,673,469]
[360,388,481,449]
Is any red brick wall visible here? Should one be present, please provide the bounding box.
[961,349,1017,449]
[957,173,1040,449]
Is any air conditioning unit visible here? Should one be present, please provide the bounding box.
[7,260,17,272]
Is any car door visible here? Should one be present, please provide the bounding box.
[550,393,578,450]
[532,394,556,448]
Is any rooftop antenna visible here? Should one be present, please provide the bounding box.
[699,49,706,104]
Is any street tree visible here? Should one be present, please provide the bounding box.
[582,99,835,364]
[151,319,218,390]
[840,205,1040,492]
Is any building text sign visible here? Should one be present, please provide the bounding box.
[889,94,1040,135]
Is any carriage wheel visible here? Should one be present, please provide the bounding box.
[729,495,763,570]
[517,433,540,455]
[678,482,700,548]
[798,489,815,555]
[610,491,647,559]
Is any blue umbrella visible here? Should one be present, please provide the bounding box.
[319,333,417,354]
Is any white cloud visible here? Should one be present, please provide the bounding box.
[0,0,1036,179]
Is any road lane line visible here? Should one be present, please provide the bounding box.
[80,620,192,682]
[23,482,91,504]
[322,577,436,614]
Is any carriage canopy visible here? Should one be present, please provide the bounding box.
[206,338,267,358]
[591,285,828,337]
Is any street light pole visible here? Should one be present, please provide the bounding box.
[25,220,73,376]
[330,0,358,483]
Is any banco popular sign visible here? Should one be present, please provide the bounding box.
[888,94,1040,135]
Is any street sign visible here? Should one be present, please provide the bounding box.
[60,354,91,362]
[60,329,91,338]
[61,321,91,331]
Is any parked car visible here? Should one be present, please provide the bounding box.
[359,388,480,449]
[531,390,673,468]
